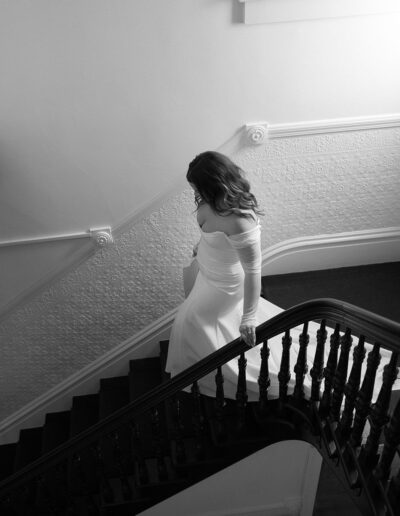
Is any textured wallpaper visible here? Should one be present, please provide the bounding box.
[1,127,399,421]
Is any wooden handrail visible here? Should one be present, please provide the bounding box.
[1,297,399,496]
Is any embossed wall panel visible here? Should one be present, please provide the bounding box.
[0,127,399,421]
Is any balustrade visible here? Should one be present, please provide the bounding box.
[0,298,399,516]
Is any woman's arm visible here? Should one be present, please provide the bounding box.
[228,229,262,347]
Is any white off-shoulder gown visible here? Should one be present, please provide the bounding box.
[165,223,397,401]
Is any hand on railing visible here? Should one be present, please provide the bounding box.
[239,323,256,347]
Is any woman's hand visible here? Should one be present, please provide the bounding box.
[239,323,256,347]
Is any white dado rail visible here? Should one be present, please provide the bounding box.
[245,113,400,144]
[238,0,400,25]
[0,227,114,249]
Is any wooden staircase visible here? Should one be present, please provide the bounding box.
[0,299,399,516]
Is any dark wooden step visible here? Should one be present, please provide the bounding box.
[99,376,130,418]
[159,342,198,442]
[0,443,17,481]
[14,427,43,471]
[129,357,162,399]
[202,397,296,463]
[100,497,153,516]
[41,411,71,453]
[129,358,168,459]
[134,456,191,504]
[69,393,100,497]
[35,411,73,512]
[70,393,99,436]
[170,437,228,479]
[99,376,131,477]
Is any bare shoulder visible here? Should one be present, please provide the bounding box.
[196,203,211,227]
[225,213,257,236]
[198,205,257,235]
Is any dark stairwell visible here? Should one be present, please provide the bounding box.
[0,265,399,516]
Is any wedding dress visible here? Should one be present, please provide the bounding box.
[165,219,398,401]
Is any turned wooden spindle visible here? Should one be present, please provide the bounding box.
[55,461,73,511]
[293,322,310,400]
[191,381,206,459]
[374,397,400,481]
[329,328,353,422]
[90,442,115,504]
[320,324,341,416]
[215,365,227,440]
[172,395,186,464]
[310,320,327,402]
[362,352,399,468]
[349,343,381,448]
[236,351,248,432]
[36,474,58,515]
[61,463,80,516]
[151,406,168,481]
[109,430,132,501]
[258,340,271,415]
[76,448,104,513]
[129,420,149,485]
[278,330,292,402]
[337,336,366,439]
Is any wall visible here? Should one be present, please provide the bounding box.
[0,125,399,424]
[1,1,400,423]
[1,0,400,311]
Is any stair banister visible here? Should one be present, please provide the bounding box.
[1,297,399,499]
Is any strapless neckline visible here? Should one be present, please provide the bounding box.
[199,223,260,238]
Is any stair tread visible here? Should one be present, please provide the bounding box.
[99,375,130,418]
[129,356,161,371]
[129,357,162,399]
[70,393,99,435]
[100,497,154,516]
[42,410,71,453]
[170,437,228,471]
[0,443,17,481]
[14,427,43,471]
[135,456,192,502]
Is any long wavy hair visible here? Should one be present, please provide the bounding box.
[186,151,263,218]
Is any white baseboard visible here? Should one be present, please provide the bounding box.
[1,226,399,444]
[262,227,400,276]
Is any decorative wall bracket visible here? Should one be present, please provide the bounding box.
[90,228,114,248]
[245,122,269,145]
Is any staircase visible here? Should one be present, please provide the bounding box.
[0,298,399,516]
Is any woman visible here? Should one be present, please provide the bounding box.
[165,151,286,400]
[165,151,396,401]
